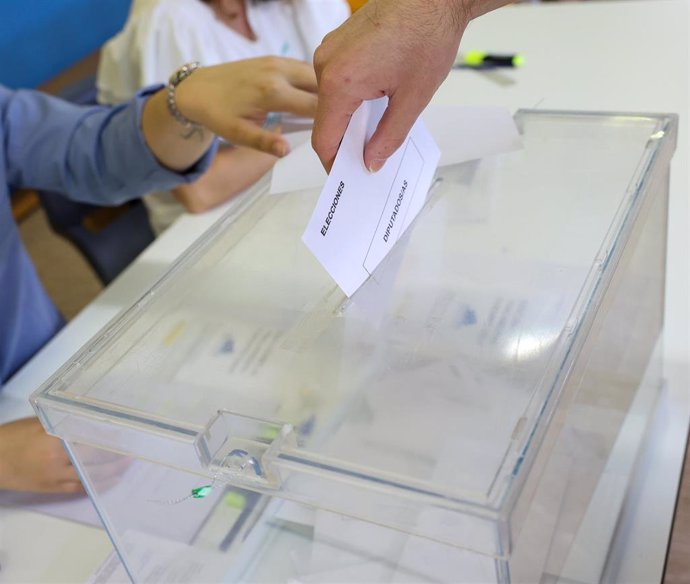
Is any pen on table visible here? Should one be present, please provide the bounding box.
[453,51,525,69]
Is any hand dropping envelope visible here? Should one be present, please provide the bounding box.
[302,98,441,297]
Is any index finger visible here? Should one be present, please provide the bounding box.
[312,92,362,172]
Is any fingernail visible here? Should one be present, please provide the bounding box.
[368,158,386,173]
[272,142,288,157]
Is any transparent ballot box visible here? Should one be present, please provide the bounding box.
[32,111,676,583]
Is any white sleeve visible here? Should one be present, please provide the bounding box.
[136,8,211,88]
[294,0,351,56]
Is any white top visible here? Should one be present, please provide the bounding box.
[97,0,350,233]
[98,0,349,103]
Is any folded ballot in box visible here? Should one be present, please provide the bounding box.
[33,111,676,584]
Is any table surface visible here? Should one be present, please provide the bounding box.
[0,1,687,582]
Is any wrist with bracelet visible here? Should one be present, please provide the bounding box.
[167,62,205,138]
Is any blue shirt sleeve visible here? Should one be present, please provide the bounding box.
[1,85,216,205]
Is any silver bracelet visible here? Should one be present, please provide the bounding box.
[166,62,203,132]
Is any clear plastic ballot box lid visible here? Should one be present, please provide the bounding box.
[32,111,676,569]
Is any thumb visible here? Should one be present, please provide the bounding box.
[364,94,426,173]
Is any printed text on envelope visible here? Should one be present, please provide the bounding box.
[363,141,424,274]
[302,98,441,297]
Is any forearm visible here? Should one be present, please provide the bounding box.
[1,88,214,204]
[3,57,315,201]
[173,146,277,213]
[141,89,215,173]
[425,0,511,22]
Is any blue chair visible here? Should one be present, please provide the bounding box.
[37,192,155,285]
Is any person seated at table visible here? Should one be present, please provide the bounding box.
[0,56,317,494]
[97,0,350,234]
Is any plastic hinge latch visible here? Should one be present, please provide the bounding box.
[195,410,296,490]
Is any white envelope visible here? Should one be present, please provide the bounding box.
[302,98,441,296]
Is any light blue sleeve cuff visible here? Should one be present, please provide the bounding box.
[61,84,218,206]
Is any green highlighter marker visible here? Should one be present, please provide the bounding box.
[456,51,525,69]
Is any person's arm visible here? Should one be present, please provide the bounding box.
[311,0,510,172]
[3,57,316,205]
[172,145,277,214]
